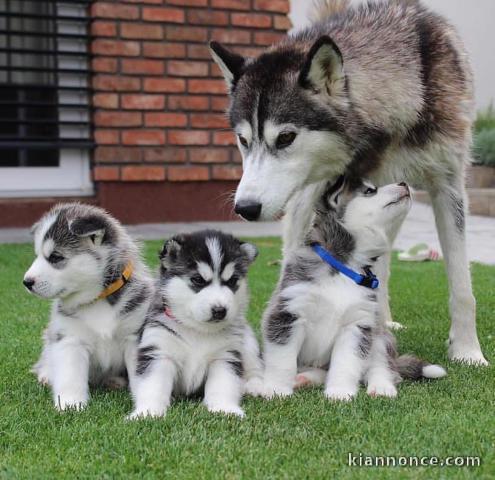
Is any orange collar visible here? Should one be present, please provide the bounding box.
[98,262,133,300]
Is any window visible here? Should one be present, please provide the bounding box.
[0,0,93,198]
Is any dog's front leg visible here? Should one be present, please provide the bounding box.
[128,355,176,420]
[50,339,90,411]
[204,359,245,417]
[241,324,264,397]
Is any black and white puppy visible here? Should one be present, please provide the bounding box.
[24,203,153,410]
[129,230,262,419]
[262,179,446,400]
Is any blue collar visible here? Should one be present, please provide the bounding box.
[311,243,379,290]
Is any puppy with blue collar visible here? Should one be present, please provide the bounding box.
[262,178,446,400]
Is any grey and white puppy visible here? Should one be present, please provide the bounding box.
[24,203,153,410]
[262,179,446,400]
[210,0,486,365]
[129,230,262,419]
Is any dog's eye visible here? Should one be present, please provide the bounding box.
[224,275,239,289]
[363,187,377,196]
[238,135,248,148]
[48,252,65,264]
[276,131,297,149]
[190,275,207,288]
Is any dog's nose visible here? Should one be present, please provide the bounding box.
[211,306,227,321]
[23,278,35,290]
[234,201,262,221]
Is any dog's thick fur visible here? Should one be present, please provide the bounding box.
[262,179,446,399]
[129,230,262,419]
[210,0,487,365]
[24,203,153,410]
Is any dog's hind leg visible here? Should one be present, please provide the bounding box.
[429,174,487,365]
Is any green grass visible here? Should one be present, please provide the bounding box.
[0,239,493,479]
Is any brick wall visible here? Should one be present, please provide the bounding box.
[90,0,291,189]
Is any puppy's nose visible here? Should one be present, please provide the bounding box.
[398,182,409,189]
[211,306,227,321]
[234,201,262,221]
[23,278,35,290]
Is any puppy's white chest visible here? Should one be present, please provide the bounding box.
[80,301,121,340]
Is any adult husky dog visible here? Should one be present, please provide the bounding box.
[210,0,487,365]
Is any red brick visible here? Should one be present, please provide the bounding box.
[231,13,272,28]
[95,111,142,127]
[191,113,229,129]
[93,93,119,109]
[168,95,209,111]
[254,31,285,46]
[274,14,292,30]
[235,46,265,57]
[210,63,224,78]
[122,59,164,75]
[121,23,163,39]
[168,60,208,77]
[188,79,227,94]
[211,29,251,45]
[122,166,166,181]
[211,96,229,111]
[168,130,210,145]
[91,21,117,37]
[168,166,210,182]
[187,44,211,60]
[166,26,208,42]
[122,94,165,110]
[94,129,120,145]
[122,130,166,145]
[254,0,290,13]
[167,0,207,5]
[93,75,141,92]
[187,10,228,26]
[213,131,236,145]
[231,147,242,163]
[211,165,243,180]
[123,0,162,3]
[144,78,186,93]
[143,42,186,58]
[92,39,140,57]
[91,3,139,20]
[92,57,118,73]
[143,7,185,23]
[211,0,250,10]
[145,112,187,127]
[93,166,120,181]
[95,146,142,163]
[143,147,187,163]
[189,147,229,164]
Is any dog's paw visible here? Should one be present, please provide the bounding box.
[324,385,357,402]
[367,382,397,398]
[205,402,245,418]
[244,376,265,397]
[54,393,88,411]
[262,382,294,399]
[448,343,488,366]
[126,407,167,420]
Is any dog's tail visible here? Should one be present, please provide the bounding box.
[309,0,350,22]
[396,354,447,380]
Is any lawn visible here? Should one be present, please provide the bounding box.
[0,239,493,479]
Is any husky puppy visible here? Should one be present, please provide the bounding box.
[24,203,153,410]
[210,0,487,364]
[262,179,446,399]
[129,230,262,419]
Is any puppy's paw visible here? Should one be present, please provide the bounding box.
[294,368,326,389]
[324,385,357,402]
[205,402,245,418]
[367,382,397,398]
[54,393,88,411]
[244,376,264,397]
[126,407,167,420]
[386,321,405,331]
[31,364,50,386]
[262,382,294,399]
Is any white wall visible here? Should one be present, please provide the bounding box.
[290,0,495,110]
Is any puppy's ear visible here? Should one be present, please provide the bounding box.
[69,215,106,246]
[159,235,186,268]
[299,36,345,97]
[209,41,246,92]
[30,219,42,236]
[319,175,346,212]
[240,242,258,264]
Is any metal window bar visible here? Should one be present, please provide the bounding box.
[0,0,93,165]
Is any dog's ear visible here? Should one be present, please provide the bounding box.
[69,216,106,246]
[299,36,345,97]
[239,242,258,264]
[209,41,246,92]
[159,235,186,268]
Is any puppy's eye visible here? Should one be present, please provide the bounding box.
[190,275,207,288]
[238,135,248,148]
[363,187,377,196]
[276,131,297,149]
[48,252,65,264]
[224,275,239,289]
